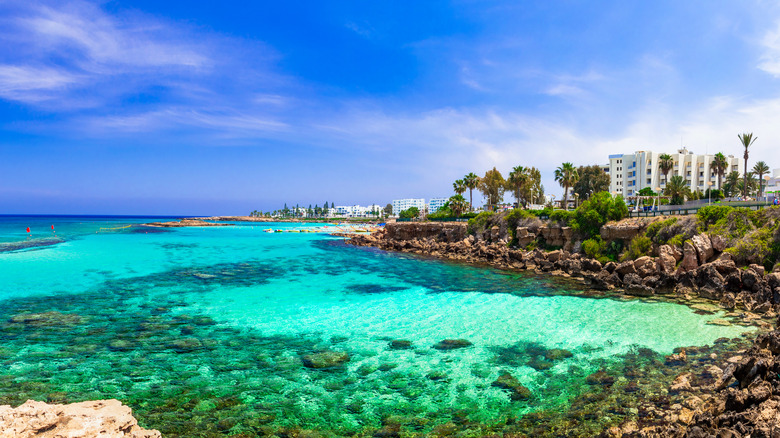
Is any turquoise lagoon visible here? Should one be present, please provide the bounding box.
[0,216,754,436]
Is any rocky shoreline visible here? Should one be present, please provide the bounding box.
[142,219,235,227]
[345,220,780,436]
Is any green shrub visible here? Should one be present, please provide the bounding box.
[725,226,780,270]
[467,211,494,234]
[621,236,653,261]
[530,207,553,218]
[667,233,686,248]
[654,216,697,246]
[645,217,678,242]
[697,205,733,231]
[572,192,628,239]
[549,210,575,225]
[708,208,757,241]
[399,207,420,219]
[582,237,606,260]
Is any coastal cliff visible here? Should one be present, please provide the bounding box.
[0,399,160,438]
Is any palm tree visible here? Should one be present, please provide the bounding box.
[658,153,674,188]
[463,173,479,211]
[453,179,466,196]
[507,165,530,208]
[448,194,468,217]
[739,171,759,197]
[710,152,728,191]
[753,161,770,198]
[723,171,741,198]
[738,132,757,198]
[664,175,690,205]
[554,162,579,210]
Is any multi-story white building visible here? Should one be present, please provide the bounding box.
[428,198,448,214]
[607,149,743,197]
[332,204,383,218]
[392,198,426,216]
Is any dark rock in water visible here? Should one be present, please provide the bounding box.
[301,351,350,369]
[586,370,615,386]
[544,349,573,361]
[527,357,554,370]
[388,340,413,350]
[345,284,407,295]
[192,316,216,326]
[9,311,83,327]
[0,238,63,253]
[167,338,203,353]
[378,363,398,372]
[108,340,135,352]
[426,371,448,381]
[432,339,473,350]
[492,372,532,400]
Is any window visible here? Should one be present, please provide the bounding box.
[699,172,703,177]
[647,169,652,175]
[646,178,651,184]
[687,171,691,176]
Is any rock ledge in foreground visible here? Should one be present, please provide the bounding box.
[0,399,160,438]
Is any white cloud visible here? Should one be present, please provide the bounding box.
[759,20,780,76]
[0,65,80,102]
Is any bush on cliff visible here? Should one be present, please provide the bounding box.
[582,236,622,263]
[620,235,652,261]
[697,205,733,230]
[504,209,536,244]
[652,216,698,246]
[572,192,628,239]
[399,207,420,219]
[645,217,678,243]
[467,212,494,234]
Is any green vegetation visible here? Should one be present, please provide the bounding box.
[399,207,420,219]
[572,165,610,202]
[554,162,579,210]
[581,236,623,264]
[467,211,495,234]
[572,192,628,239]
[711,152,728,190]
[664,175,689,205]
[738,132,757,198]
[658,154,674,187]
[645,217,678,243]
[621,235,652,261]
[463,172,480,211]
[754,161,770,198]
[478,168,507,211]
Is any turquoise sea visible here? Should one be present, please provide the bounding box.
[0,216,754,436]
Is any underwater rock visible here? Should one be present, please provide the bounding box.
[544,348,573,361]
[586,370,615,386]
[108,340,135,352]
[166,338,203,353]
[0,399,160,438]
[527,357,554,371]
[432,339,473,350]
[492,372,532,401]
[301,351,350,369]
[388,339,413,350]
[9,311,83,327]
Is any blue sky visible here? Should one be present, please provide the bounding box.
[1,1,780,215]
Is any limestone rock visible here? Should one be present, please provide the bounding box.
[0,399,160,438]
[691,234,714,264]
[432,339,473,350]
[302,351,350,369]
[9,311,83,327]
[657,245,677,275]
[679,241,699,272]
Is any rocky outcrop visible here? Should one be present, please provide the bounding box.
[635,330,780,437]
[301,351,350,369]
[144,219,234,227]
[0,399,160,438]
[600,217,657,242]
[383,222,467,242]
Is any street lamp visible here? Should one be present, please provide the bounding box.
[765,175,771,205]
[707,181,713,205]
[655,186,662,213]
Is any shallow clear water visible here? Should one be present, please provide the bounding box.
[0,216,754,436]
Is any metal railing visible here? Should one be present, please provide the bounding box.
[628,201,778,218]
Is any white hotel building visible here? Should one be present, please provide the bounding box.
[606,148,743,197]
[392,198,426,216]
